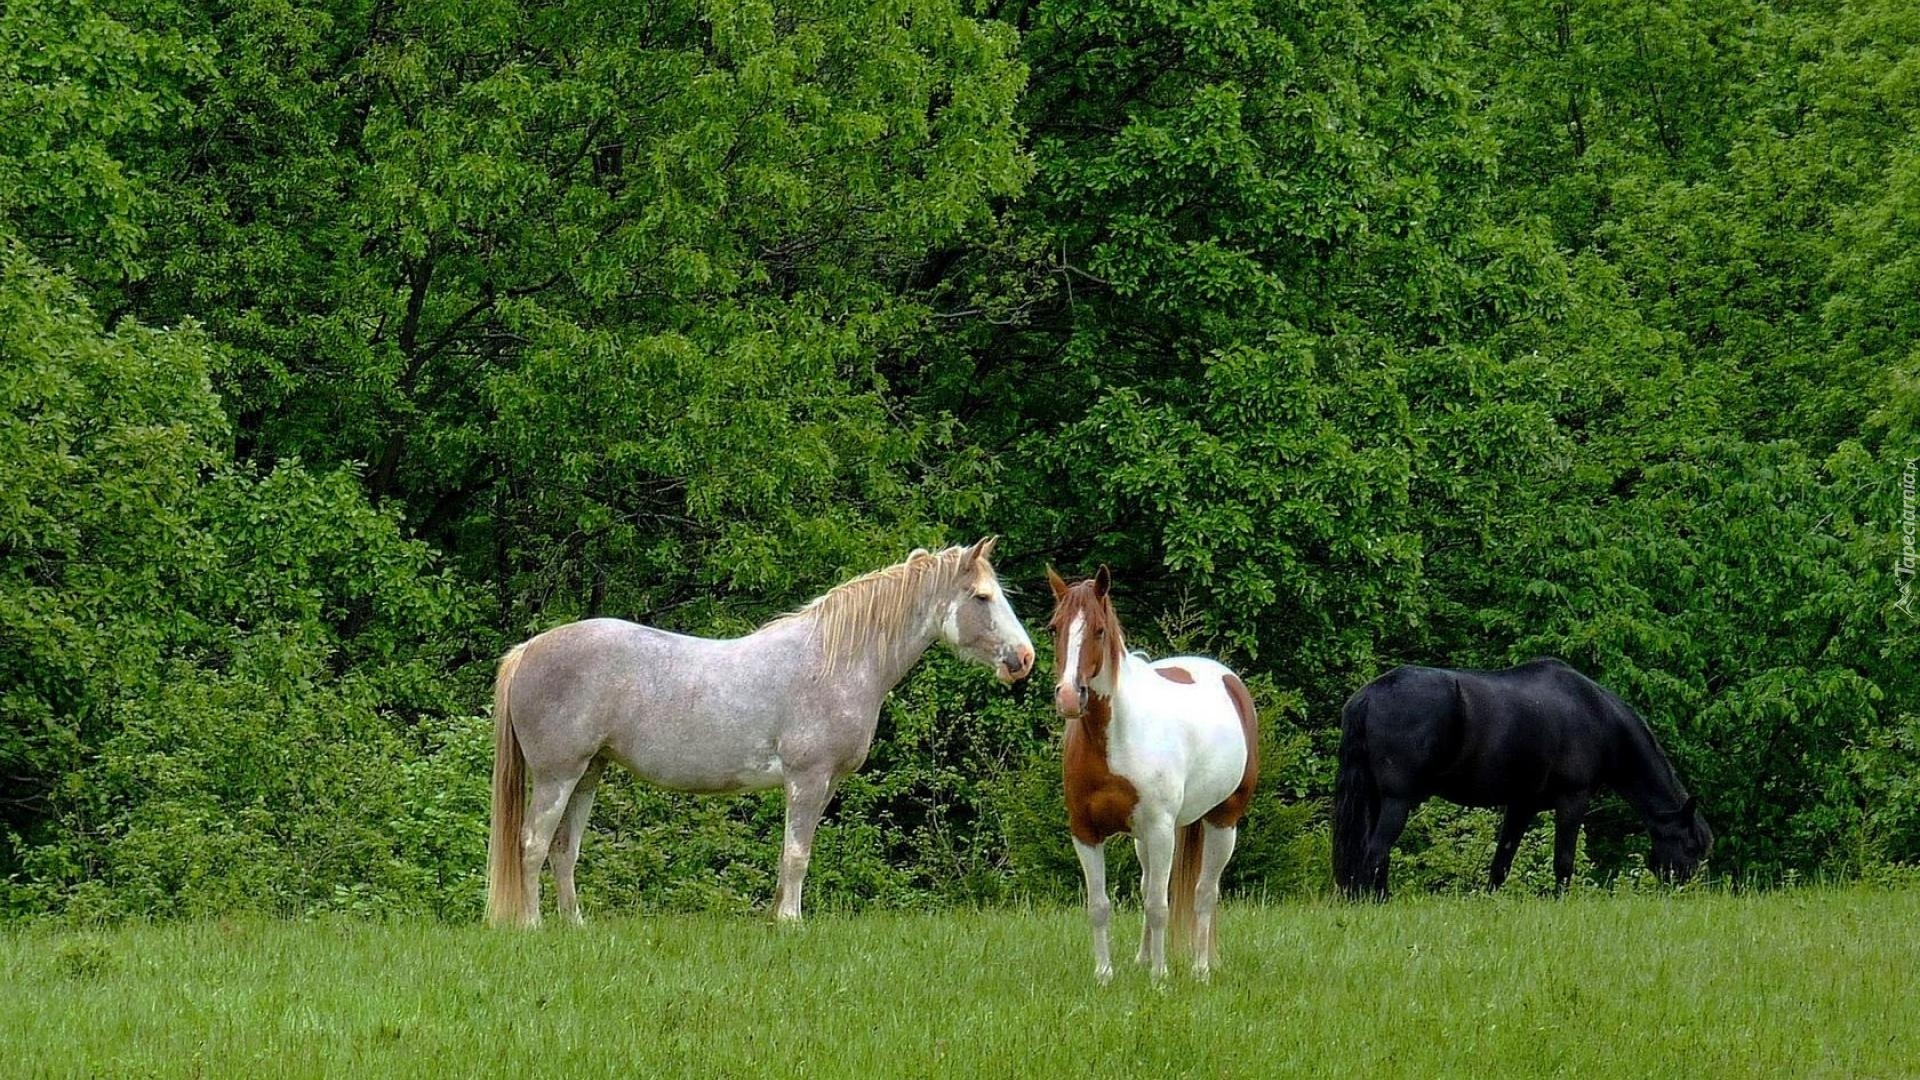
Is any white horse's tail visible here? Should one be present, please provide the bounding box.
[486,643,531,927]
[1170,819,1205,955]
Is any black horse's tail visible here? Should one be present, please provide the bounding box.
[1332,690,1377,898]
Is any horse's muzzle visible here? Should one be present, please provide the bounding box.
[1054,683,1087,717]
[996,645,1035,683]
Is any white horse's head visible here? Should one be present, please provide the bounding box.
[936,536,1035,683]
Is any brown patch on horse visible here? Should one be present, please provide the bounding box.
[1155,665,1195,684]
[1049,567,1138,844]
[1204,673,1260,828]
[1063,694,1139,845]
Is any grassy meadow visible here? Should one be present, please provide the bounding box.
[3,888,1915,1078]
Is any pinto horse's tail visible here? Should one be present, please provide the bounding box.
[1170,819,1206,955]
[1332,689,1378,899]
[487,643,531,927]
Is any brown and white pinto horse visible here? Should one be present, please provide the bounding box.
[1046,566,1258,982]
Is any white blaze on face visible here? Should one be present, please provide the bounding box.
[1058,613,1085,697]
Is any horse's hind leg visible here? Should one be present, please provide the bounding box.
[1131,835,1150,965]
[1137,814,1176,981]
[551,756,606,926]
[1552,796,1589,893]
[1192,824,1237,980]
[1488,806,1536,890]
[1362,797,1413,900]
[520,766,587,927]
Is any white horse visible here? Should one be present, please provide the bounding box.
[1046,566,1258,982]
[488,538,1034,926]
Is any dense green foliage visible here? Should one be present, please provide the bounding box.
[1,0,1914,919]
[6,890,1920,1075]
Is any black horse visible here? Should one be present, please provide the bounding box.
[1333,658,1712,899]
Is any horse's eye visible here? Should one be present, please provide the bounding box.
[974,593,991,603]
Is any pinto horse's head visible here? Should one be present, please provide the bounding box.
[936,536,1035,683]
[1045,565,1126,719]
[1647,796,1713,883]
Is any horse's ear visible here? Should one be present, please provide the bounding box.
[1094,564,1111,598]
[1046,565,1069,601]
[966,535,998,564]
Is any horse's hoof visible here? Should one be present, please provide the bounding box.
[1094,965,1113,985]
[1192,964,1212,983]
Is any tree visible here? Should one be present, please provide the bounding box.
[87,0,1028,634]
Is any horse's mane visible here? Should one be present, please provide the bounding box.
[766,545,977,668]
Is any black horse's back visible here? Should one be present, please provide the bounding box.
[1349,658,1631,808]
[1333,657,1710,899]
[1357,665,1476,785]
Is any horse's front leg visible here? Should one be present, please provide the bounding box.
[1137,813,1176,982]
[1072,837,1113,984]
[774,771,834,922]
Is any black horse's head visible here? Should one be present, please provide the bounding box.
[1647,796,1713,882]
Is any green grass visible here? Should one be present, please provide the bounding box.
[4,889,1916,1078]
